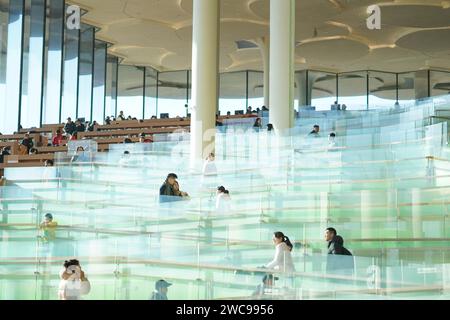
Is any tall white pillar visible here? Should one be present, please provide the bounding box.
[269,0,295,132]
[256,37,270,108]
[191,0,220,164]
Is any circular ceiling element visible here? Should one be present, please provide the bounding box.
[297,38,369,62]
[396,29,450,53]
[380,4,450,28]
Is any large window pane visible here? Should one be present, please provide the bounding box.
[368,71,397,109]
[309,70,337,111]
[3,0,24,134]
[248,71,264,111]
[92,40,106,123]
[77,25,94,121]
[20,0,46,129]
[104,55,118,119]
[219,71,246,115]
[42,0,64,125]
[117,65,144,119]
[158,70,188,118]
[144,66,157,119]
[398,72,420,105]
[61,25,79,121]
[430,70,450,97]
[0,0,9,134]
[338,71,368,111]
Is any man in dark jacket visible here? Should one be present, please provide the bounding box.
[21,133,34,153]
[64,118,77,135]
[325,228,354,275]
[159,173,188,203]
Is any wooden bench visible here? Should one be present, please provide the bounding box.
[96,119,191,131]
[0,154,54,169]
[78,127,189,140]
[20,124,64,136]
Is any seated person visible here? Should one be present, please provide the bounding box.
[309,125,320,137]
[52,129,65,146]
[159,173,189,203]
[215,115,223,127]
[29,148,39,155]
[105,116,112,125]
[64,117,77,135]
[123,137,133,144]
[139,133,153,143]
[0,147,11,164]
[75,120,86,133]
[21,133,34,153]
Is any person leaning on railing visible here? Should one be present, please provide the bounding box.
[159,173,189,203]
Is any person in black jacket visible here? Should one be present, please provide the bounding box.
[159,173,189,203]
[21,133,34,153]
[325,228,354,276]
[64,118,77,135]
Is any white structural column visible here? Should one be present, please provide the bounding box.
[256,37,270,108]
[269,0,295,132]
[191,0,220,164]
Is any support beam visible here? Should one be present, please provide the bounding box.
[269,0,295,132]
[190,0,220,165]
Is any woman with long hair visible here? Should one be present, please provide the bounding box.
[265,231,295,273]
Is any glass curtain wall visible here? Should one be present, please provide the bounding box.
[368,71,397,109]
[144,66,157,119]
[338,71,368,110]
[117,65,144,119]
[309,70,337,111]
[430,70,450,97]
[20,0,46,129]
[247,71,264,111]
[42,0,64,125]
[157,70,188,118]
[60,20,79,122]
[0,0,9,133]
[104,55,118,120]
[92,40,106,123]
[77,24,94,121]
[219,71,246,115]
[3,0,24,134]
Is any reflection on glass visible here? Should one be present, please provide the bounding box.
[117,65,144,119]
[4,0,24,134]
[338,71,368,111]
[248,71,264,111]
[92,40,106,123]
[20,0,46,129]
[61,24,79,121]
[158,70,188,118]
[368,71,397,109]
[105,55,118,120]
[309,71,337,111]
[219,71,246,115]
[42,0,64,125]
[398,72,419,105]
[0,0,9,133]
[430,70,450,98]
[77,25,94,121]
[144,67,157,119]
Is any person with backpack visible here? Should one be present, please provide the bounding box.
[324,227,354,276]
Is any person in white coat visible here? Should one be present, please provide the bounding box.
[265,232,296,273]
[203,153,218,176]
[216,186,231,214]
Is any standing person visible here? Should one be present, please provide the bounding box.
[150,280,172,300]
[265,232,295,273]
[203,153,217,176]
[105,116,112,125]
[246,106,253,115]
[52,129,65,146]
[21,133,34,153]
[64,117,77,135]
[324,228,354,275]
[58,260,91,300]
[39,213,58,242]
[216,186,231,214]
